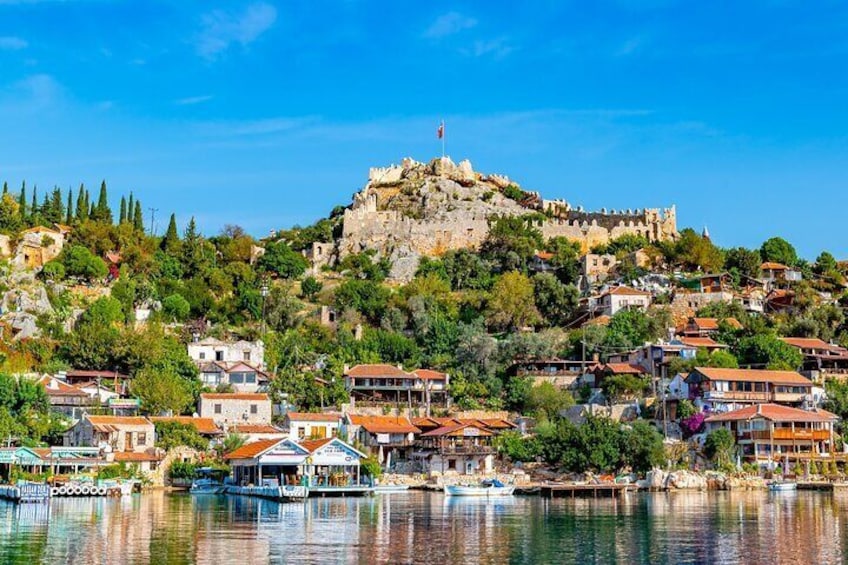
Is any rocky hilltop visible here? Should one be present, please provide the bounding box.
[317,157,677,281]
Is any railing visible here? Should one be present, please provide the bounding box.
[772,393,806,403]
[704,391,770,402]
[748,430,831,441]
[439,445,496,455]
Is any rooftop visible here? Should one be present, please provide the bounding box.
[348,414,420,434]
[346,364,409,378]
[224,438,280,460]
[706,403,837,423]
[200,393,269,401]
[284,412,342,423]
[149,416,221,435]
[691,367,812,386]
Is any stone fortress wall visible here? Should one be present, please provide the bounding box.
[332,157,677,281]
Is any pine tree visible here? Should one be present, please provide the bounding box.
[47,187,64,224]
[18,182,26,221]
[83,189,90,220]
[2,182,7,196]
[133,200,144,232]
[30,185,38,225]
[127,193,134,223]
[95,180,112,223]
[75,184,86,221]
[66,188,74,225]
[119,196,127,224]
[161,214,180,253]
[89,202,96,219]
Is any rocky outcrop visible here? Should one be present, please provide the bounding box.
[334,156,678,282]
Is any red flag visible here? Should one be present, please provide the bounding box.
[437,121,444,139]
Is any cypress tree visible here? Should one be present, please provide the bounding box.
[161,214,180,252]
[18,182,26,221]
[48,187,63,224]
[95,180,112,223]
[127,193,134,222]
[119,196,127,224]
[30,185,38,224]
[66,188,74,225]
[75,184,86,221]
[89,202,96,219]
[83,189,90,220]
[133,200,144,232]
[2,182,7,196]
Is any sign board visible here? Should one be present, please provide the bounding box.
[311,441,360,466]
[463,427,481,437]
[376,433,390,444]
[108,398,141,408]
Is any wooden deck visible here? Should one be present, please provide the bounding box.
[540,483,632,498]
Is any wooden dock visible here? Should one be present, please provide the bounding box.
[540,483,632,498]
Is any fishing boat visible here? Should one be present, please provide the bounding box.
[374,484,410,494]
[768,480,797,492]
[444,479,514,497]
[190,468,225,494]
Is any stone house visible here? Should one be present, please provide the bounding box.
[188,337,266,370]
[589,286,652,317]
[12,224,70,269]
[581,253,617,285]
[199,393,273,427]
[417,422,497,475]
[342,414,420,468]
[66,415,155,453]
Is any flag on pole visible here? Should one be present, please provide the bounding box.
[437,121,444,139]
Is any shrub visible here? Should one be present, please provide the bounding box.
[361,456,382,478]
[169,461,198,479]
[40,260,65,281]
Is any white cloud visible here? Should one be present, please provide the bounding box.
[615,36,645,57]
[175,95,213,106]
[0,36,27,50]
[462,37,514,58]
[196,2,277,60]
[195,116,318,137]
[424,11,477,39]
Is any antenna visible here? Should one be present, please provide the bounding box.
[148,207,159,236]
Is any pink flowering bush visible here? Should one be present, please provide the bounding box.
[680,412,706,438]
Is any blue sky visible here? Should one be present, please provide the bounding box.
[1,1,847,258]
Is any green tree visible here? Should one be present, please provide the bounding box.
[75,184,88,222]
[760,237,797,267]
[154,421,209,451]
[18,182,26,223]
[488,271,540,331]
[63,245,108,282]
[93,180,113,223]
[300,276,323,301]
[258,241,308,279]
[724,247,761,279]
[480,215,545,272]
[161,294,191,322]
[133,200,144,232]
[334,279,390,324]
[525,381,575,419]
[0,192,23,233]
[704,428,736,469]
[161,214,180,253]
[736,334,803,370]
[132,366,194,416]
[532,272,578,327]
[65,188,73,224]
[119,196,127,224]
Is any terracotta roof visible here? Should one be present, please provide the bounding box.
[224,438,280,460]
[150,416,221,435]
[200,393,269,401]
[299,438,334,453]
[348,415,420,434]
[691,367,812,386]
[602,286,651,297]
[586,315,611,327]
[678,337,726,349]
[535,251,554,261]
[285,412,342,423]
[38,376,90,397]
[346,364,409,378]
[105,252,121,264]
[478,418,517,429]
[779,337,846,352]
[231,424,283,435]
[689,317,742,331]
[421,423,494,437]
[86,415,151,427]
[412,369,448,381]
[706,403,837,423]
[601,363,646,375]
[113,451,163,462]
[761,262,789,270]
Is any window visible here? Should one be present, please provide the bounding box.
[447,459,456,470]
[138,432,147,446]
[246,373,256,384]
[215,351,224,361]
[297,427,306,439]
[127,433,134,450]
[230,373,245,384]
[244,351,251,361]
[250,404,258,414]
[199,352,206,360]
[214,404,222,414]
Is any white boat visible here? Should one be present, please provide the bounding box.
[768,481,797,492]
[445,480,515,497]
[190,468,225,494]
[374,484,410,494]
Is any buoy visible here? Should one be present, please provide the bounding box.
[50,487,59,497]
[97,486,107,496]
[73,485,82,496]
[81,485,91,496]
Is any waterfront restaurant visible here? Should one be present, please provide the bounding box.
[0,446,105,479]
[225,437,367,488]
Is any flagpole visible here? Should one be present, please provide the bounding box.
[441,119,445,158]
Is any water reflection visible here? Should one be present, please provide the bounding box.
[0,491,846,563]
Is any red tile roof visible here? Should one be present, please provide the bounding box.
[689,317,743,331]
[346,364,409,377]
[692,367,812,386]
[38,376,90,397]
[150,416,221,435]
[284,412,342,423]
[224,438,280,460]
[348,415,420,434]
[679,337,726,349]
[760,262,789,270]
[603,286,651,297]
[66,370,130,379]
[602,363,646,375]
[421,423,494,437]
[200,393,269,401]
[779,337,846,353]
[299,438,334,453]
[412,369,448,381]
[706,403,837,423]
[86,416,151,427]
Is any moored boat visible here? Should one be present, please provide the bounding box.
[374,484,410,494]
[190,468,225,494]
[768,480,797,492]
[445,479,514,497]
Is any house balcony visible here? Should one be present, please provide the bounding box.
[746,429,831,442]
[703,391,769,402]
[438,445,496,455]
[772,392,808,404]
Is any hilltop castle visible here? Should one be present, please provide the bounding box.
[314,157,677,281]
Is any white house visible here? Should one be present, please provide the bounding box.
[199,393,273,427]
[198,361,270,393]
[281,412,342,440]
[590,286,652,317]
[188,337,266,370]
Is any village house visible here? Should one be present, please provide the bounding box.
[580,253,617,286]
[760,262,803,288]
[506,358,593,389]
[197,360,271,393]
[281,412,342,440]
[705,404,838,466]
[0,446,106,477]
[588,286,652,317]
[198,393,273,427]
[149,416,223,440]
[678,317,743,338]
[188,337,266,370]
[66,415,155,453]
[608,343,698,382]
[37,375,98,421]
[61,369,132,396]
[589,363,650,396]
[343,364,450,411]
[225,437,368,489]
[685,367,816,413]
[343,414,420,470]
[415,422,498,475]
[229,424,286,443]
[12,224,70,269]
[778,337,848,383]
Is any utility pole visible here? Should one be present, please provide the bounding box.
[148,207,159,236]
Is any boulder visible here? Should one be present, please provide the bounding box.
[665,470,708,490]
[646,468,667,490]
